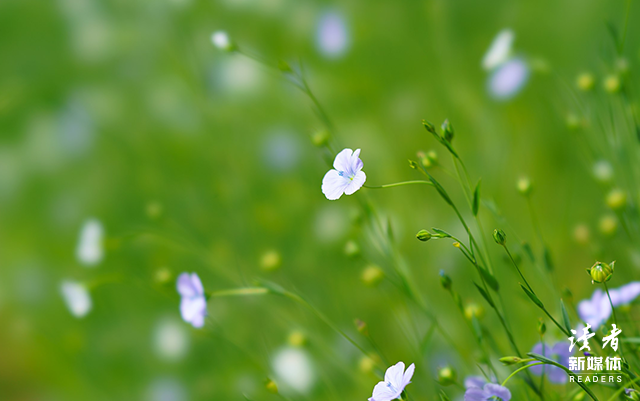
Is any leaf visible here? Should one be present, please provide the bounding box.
[471,314,483,342]
[522,242,535,263]
[431,227,453,238]
[472,179,481,216]
[521,284,544,309]
[561,299,572,334]
[439,390,452,401]
[474,282,495,308]
[424,170,453,206]
[479,266,499,292]
[543,246,554,272]
[528,352,598,401]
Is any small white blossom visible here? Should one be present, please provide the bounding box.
[321,148,366,200]
[176,272,207,328]
[272,347,315,393]
[76,218,104,267]
[593,160,613,183]
[211,30,233,51]
[369,361,415,401]
[60,280,92,318]
[482,29,514,71]
[154,318,190,361]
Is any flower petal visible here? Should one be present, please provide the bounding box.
[488,58,529,100]
[384,361,405,388]
[344,171,366,195]
[350,148,363,173]
[402,363,415,386]
[369,381,397,401]
[180,296,206,324]
[333,148,354,172]
[484,383,511,400]
[189,273,204,296]
[464,387,487,401]
[464,376,486,389]
[322,169,349,200]
[614,282,640,306]
[177,272,196,298]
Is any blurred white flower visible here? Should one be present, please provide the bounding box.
[369,361,415,401]
[154,318,190,361]
[146,377,187,401]
[487,58,529,100]
[76,218,104,267]
[60,280,92,318]
[482,29,514,71]
[322,148,366,200]
[316,11,350,58]
[263,131,301,171]
[593,160,613,183]
[211,30,233,51]
[176,272,207,328]
[272,347,315,393]
[217,57,263,94]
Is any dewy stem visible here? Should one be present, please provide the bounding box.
[364,180,433,189]
[502,362,545,387]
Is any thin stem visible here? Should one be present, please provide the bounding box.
[502,362,544,386]
[603,282,619,327]
[209,287,269,297]
[364,180,433,189]
[503,245,534,293]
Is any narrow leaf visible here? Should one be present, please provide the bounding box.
[543,246,554,271]
[432,227,453,238]
[521,284,544,309]
[479,266,499,292]
[474,282,495,308]
[472,179,481,216]
[424,171,453,205]
[522,242,535,263]
[560,299,572,333]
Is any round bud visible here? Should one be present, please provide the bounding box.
[599,215,618,237]
[573,224,590,245]
[311,129,330,147]
[361,265,384,287]
[606,189,627,210]
[576,73,595,91]
[265,379,278,394]
[587,261,615,283]
[517,177,532,196]
[604,75,621,93]
[422,120,436,134]
[344,240,360,257]
[416,229,432,242]
[499,356,522,365]
[437,366,457,386]
[439,270,452,290]
[464,303,485,320]
[260,250,282,271]
[288,331,306,347]
[493,229,507,246]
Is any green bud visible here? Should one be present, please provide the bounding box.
[288,330,306,347]
[626,389,640,401]
[606,188,627,210]
[587,261,615,284]
[154,267,172,285]
[437,365,457,386]
[416,229,432,242]
[422,120,436,134]
[408,159,419,169]
[576,73,595,91]
[265,379,278,394]
[573,224,590,245]
[311,129,330,147]
[464,303,484,320]
[361,265,385,287]
[499,356,522,365]
[344,240,360,257]
[441,119,454,143]
[359,355,378,373]
[604,75,621,93]
[573,391,586,401]
[493,229,507,245]
[599,215,618,237]
[538,319,546,336]
[355,319,368,335]
[260,250,282,271]
[517,177,532,196]
[439,270,452,290]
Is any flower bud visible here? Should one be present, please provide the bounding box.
[260,250,282,271]
[606,188,627,210]
[464,303,484,320]
[517,177,532,196]
[361,265,384,287]
[154,267,172,285]
[587,261,615,283]
[437,366,457,386]
[499,356,522,365]
[439,270,452,290]
[311,129,330,147]
[599,215,618,237]
[408,159,420,170]
[493,229,507,245]
[538,319,546,336]
[604,75,621,93]
[265,379,278,394]
[573,224,590,245]
[576,73,595,91]
[288,330,306,347]
[573,391,586,401]
[416,229,432,242]
[441,119,454,143]
[211,31,236,52]
[626,388,640,401]
[344,240,360,257]
[422,120,436,134]
[355,319,368,336]
[359,355,378,373]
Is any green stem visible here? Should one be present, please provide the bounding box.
[502,362,544,386]
[503,245,534,293]
[364,180,433,189]
[209,287,269,297]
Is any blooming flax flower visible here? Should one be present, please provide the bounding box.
[578,282,640,329]
[464,377,511,401]
[76,218,104,267]
[488,58,530,100]
[322,148,366,200]
[529,342,572,384]
[176,272,207,328]
[316,11,350,58]
[368,361,415,401]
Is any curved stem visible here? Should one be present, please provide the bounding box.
[364,180,433,189]
[502,362,544,386]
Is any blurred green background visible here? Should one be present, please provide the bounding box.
[2,0,640,400]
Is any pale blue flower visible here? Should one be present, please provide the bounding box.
[316,11,350,58]
[322,148,366,200]
[465,382,511,401]
[578,282,640,329]
[529,342,571,384]
[176,272,207,328]
[368,361,415,401]
[488,58,530,100]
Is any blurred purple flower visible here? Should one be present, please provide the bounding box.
[465,382,511,401]
[488,58,529,100]
[578,282,640,329]
[368,361,415,401]
[529,342,571,384]
[322,148,366,200]
[176,272,206,328]
[316,11,350,58]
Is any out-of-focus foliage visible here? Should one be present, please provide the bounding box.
[1,0,640,400]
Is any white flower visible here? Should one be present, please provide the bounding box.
[482,29,514,71]
[211,30,233,51]
[272,347,315,393]
[176,272,207,328]
[154,318,189,361]
[316,11,350,58]
[593,160,613,183]
[60,280,92,318]
[76,218,104,267]
[487,58,530,100]
[321,148,366,200]
[369,361,415,401]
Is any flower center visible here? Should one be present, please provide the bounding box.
[338,170,354,180]
[385,381,397,393]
